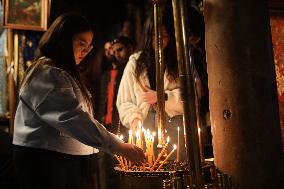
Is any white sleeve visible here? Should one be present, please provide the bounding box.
[33,69,122,155]
[116,56,144,128]
[165,88,184,117]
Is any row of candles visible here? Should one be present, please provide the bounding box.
[115,121,181,171]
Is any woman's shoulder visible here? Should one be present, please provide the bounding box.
[37,57,62,72]
[32,57,73,88]
[128,51,142,62]
[125,51,142,72]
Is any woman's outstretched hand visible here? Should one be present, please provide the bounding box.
[115,142,145,164]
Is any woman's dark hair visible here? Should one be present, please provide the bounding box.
[23,12,94,109]
[35,12,93,72]
[135,2,179,89]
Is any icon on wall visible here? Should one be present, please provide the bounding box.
[3,0,50,31]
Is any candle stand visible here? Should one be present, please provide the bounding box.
[114,160,231,189]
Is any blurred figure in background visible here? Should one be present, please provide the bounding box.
[98,36,134,134]
[100,41,115,74]
[97,36,134,189]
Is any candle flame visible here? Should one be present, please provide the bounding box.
[173,144,177,149]
[147,129,150,136]
[129,130,132,135]
[135,132,139,138]
[167,136,170,143]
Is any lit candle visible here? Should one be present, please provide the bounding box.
[145,133,150,165]
[128,130,133,167]
[177,127,180,162]
[152,132,156,163]
[119,135,124,142]
[158,129,162,146]
[128,130,133,144]
[142,127,146,134]
[150,137,169,170]
[135,132,140,147]
[150,135,155,166]
[138,120,143,148]
[147,133,155,167]
[157,145,177,171]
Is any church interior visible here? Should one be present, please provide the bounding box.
[0,0,283,188]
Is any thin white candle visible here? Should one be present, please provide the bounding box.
[138,120,143,148]
[114,155,124,167]
[177,127,180,162]
[150,137,170,170]
[157,145,177,171]
[119,135,124,142]
[152,132,156,162]
[158,129,162,146]
[128,130,133,144]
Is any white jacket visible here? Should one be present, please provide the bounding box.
[116,52,183,128]
[13,57,122,155]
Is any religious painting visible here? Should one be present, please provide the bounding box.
[3,0,49,31]
[270,12,284,148]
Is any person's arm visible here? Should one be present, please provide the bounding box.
[116,56,144,128]
[25,67,144,162]
[141,87,183,118]
[164,88,183,117]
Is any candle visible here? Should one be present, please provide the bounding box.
[146,133,155,167]
[135,132,140,147]
[117,135,126,168]
[145,133,150,166]
[156,145,177,171]
[119,135,124,142]
[158,129,162,146]
[151,133,156,163]
[150,135,155,166]
[139,121,143,148]
[128,130,133,144]
[124,158,128,170]
[114,155,124,167]
[142,127,146,135]
[150,137,169,170]
[128,130,133,167]
[177,127,180,162]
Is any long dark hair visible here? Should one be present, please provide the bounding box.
[23,12,94,109]
[135,3,179,87]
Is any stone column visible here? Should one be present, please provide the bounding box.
[204,0,283,188]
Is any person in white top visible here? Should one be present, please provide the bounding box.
[13,12,144,189]
[116,6,186,161]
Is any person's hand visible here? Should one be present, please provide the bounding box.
[130,118,141,132]
[115,143,145,164]
[142,90,157,104]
